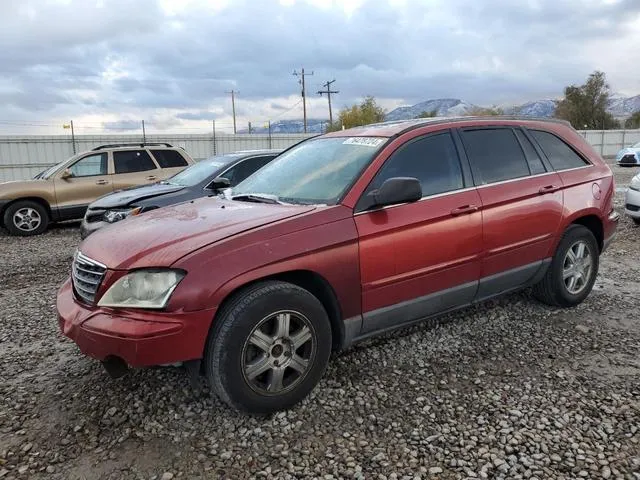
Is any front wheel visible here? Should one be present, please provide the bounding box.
[633,217,640,226]
[3,200,49,236]
[533,225,599,307]
[204,281,332,414]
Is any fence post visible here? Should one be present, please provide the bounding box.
[622,127,626,148]
[600,129,605,156]
[212,120,217,156]
[70,120,76,154]
[268,121,272,149]
[142,120,146,143]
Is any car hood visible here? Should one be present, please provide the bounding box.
[80,197,316,270]
[91,183,186,209]
[0,179,49,199]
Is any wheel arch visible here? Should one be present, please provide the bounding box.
[571,214,604,253]
[1,197,52,225]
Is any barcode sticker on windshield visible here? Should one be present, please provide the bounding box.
[343,137,384,147]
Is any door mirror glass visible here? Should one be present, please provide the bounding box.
[367,177,422,208]
[208,176,231,191]
[60,168,73,180]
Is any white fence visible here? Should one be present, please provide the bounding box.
[0,133,314,182]
[0,129,639,182]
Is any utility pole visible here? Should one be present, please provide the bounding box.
[317,79,339,126]
[70,120,76,154]
[226,90,238,134]
[141,120,146,143]
[293,68,314,133]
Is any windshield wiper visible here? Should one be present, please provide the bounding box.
[231,193,283,204]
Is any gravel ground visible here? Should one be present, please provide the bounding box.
[0,164,639,480]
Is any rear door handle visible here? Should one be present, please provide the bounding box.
[539,185,558,194]
[451,204,479,216]
[95,179,108,185]
[146,176,157,181]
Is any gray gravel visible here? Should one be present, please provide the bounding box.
[0,164,639,480]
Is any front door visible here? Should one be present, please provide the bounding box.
[457,127,564,300]
[53,152,113,220]
[354,131,483,335]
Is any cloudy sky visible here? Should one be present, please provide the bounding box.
[1,0,639,134]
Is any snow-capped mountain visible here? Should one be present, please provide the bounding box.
[607,94,640,117]
[385,98,476,121]
[503,100,557,117]
[239,119,327,134]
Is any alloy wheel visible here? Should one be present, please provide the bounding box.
[562,240,593,295]
[13,207,42,232]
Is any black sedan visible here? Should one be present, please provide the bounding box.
[80,149,282,238]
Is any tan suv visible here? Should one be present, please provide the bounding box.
[0,143,194,236]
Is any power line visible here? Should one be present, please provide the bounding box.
[293,68,314,133]
[317,79,339,126]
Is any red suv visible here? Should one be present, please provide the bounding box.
[57,117,618,413]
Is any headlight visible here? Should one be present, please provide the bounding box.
[98,269,185,309]
[630,175,640,192]
[103,207,141,223]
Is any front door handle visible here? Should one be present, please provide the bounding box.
[539,185,559,194]
[146,175,157,181]
[451,204,479,216]
[95,179,108,185]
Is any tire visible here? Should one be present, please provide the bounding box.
[533,225,599,308]
[204,281,332,414]
[3,200,49,236]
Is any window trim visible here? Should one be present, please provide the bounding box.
[112,149,160,175]
[354,129,468,213]
[457,126,535,187]
[524,128,593,172]
[512,127,548,175]
[62,152,108,178]
[149,148,190,169]
[203,155,276,190]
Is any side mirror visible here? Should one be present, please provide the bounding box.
[208,176,231,190]
[60,169,73,180]
[367,177,422,208]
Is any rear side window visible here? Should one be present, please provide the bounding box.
[461,129,530,184]
[530,130,589,171]
[514,130,546,175]
[113,150,157,174]
[151,149,189,168]
[366,132,464,198]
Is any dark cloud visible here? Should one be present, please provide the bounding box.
[0,0,639,123]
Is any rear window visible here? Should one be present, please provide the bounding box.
[151,149,189,168]
[530,130,589,171]
[460,128,530,184]
[113,150,157,174]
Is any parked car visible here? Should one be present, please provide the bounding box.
[0,143,195,236]
[57,117,618,414]
[615,141,640,166]
[625,172,640,225]
[80,149,282,239]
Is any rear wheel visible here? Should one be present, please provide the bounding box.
[533,225,599,307]
[204,281,332,414]
[3,200,49,236]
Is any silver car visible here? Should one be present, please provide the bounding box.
[616,141,640,167]
[625,172,640,225]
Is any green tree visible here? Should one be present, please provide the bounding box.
[555,71,620,129]
[416,109,438,119]
[625,111,640,129]
[326,96,386,132]
[467,106,504,116]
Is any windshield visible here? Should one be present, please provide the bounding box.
[168,155,238,187]
[35,158,75,179]
[633,142,640,149]
[231,137,385,205]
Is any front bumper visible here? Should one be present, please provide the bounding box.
[624,187,640,219]
[57,279,216,368]
[617,155,640,166]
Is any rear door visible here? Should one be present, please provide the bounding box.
[457,127,563,300]
[53,152,113,219]
[111,149,161,190]
[149,149,191,179]
[355,130,483,334]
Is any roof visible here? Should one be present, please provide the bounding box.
[322,116,572,138]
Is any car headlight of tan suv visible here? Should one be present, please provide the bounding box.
[630,174,640,192]
[98,269,185,309]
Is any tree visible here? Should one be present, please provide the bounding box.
[416,109,438,119]
[555,71,620,129]
[326,96,386,132]
[625,111,640,129]
[467,106,503,116]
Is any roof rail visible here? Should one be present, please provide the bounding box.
[91,142,173,151]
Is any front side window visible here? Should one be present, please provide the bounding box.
[151,149,189,168]
[68,153,107,177]
[363,132,464,199]
[530,130,589,171]
[232,137,384,204]
[225,156,275,186]
[113,150,157,174]
[461,128,530,184]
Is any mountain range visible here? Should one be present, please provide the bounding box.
[240,94,640,134]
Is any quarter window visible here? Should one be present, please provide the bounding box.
[150,150,189,168]
[68,153,107,177]
[113,150,157,174]
[514,130,546,175]
[365,132,464,199]
[461,128,530,184]
[530,130,589,171]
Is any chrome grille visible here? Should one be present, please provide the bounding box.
[72,252,107,304]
